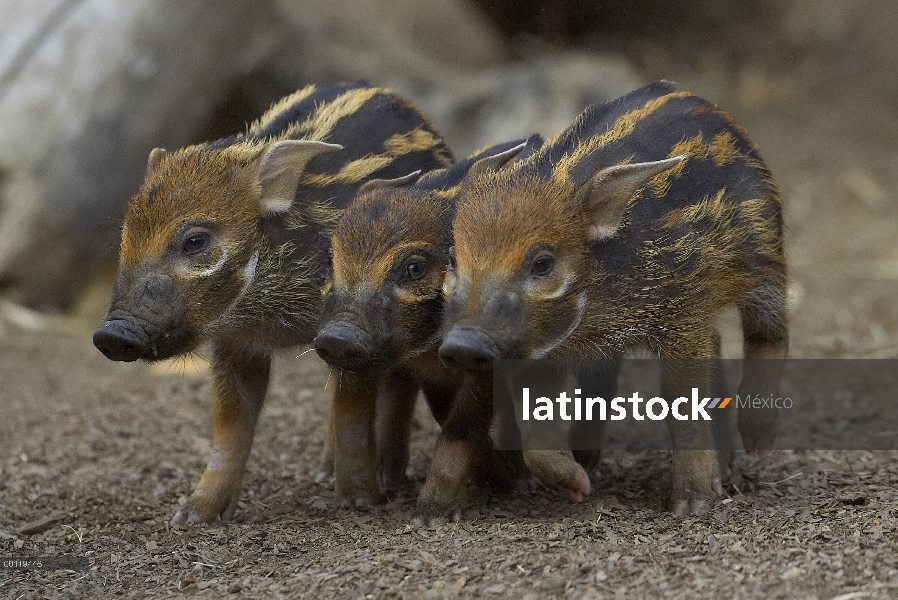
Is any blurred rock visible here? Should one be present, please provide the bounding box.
[274,0,508,68]
[781,0,853,48]
[268,2,642,155]
[0,0,641,312]
[0,0,290,310]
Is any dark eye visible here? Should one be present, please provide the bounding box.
[182,233,210,255]
[405,261,428,281]
[531,255,555,277]
[448,247,456,271]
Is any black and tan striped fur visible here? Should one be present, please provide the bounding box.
[92,82,452,525]
[312,138,541,512]
[439,82,787,516]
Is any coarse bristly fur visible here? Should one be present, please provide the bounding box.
[441,81,787,516]
[313,137,542,514]
[94,82,453,525]
[115,82,452,357]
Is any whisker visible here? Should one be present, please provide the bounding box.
[296,347,316,359]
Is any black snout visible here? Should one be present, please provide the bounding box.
[93,319,147,362]
[438,328,499,371]
[314,321,374,369]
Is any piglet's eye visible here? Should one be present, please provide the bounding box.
[531,255,555,277]
[448,247,457,270]
[182,233,210,255]
[405,261,428,281]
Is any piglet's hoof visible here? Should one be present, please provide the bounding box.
[411,507,461,528]
[523,449,591,503]
[171,492,238,527]
[669,451,724,516]
[670,497,714,517]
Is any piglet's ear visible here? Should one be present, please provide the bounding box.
[583,155,686,241]
[359,170,421,193]
[147,148,167,174]
[467,141,529,179]
[256,140,342,215]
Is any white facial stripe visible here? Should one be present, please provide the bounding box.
[194,249,228,277]
[442,271,456,297]
[233,251,260,304]
[529,292,587,359]
[243,251,259,284]
[542,274,573,300]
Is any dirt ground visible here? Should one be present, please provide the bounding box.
[2,9,898,600]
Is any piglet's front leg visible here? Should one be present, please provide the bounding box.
[413,377,491,525]
[512,373,591,502]
[376,369,418,494]
[171,346,269,526]
[662,356,723,516]
[522,449,591,502]
[331,369,383,507]
[414,433,478,525]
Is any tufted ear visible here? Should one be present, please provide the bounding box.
[255,140,342,215]
[582,155,686,241]
[359,170,422,193]
[146,148,167,174]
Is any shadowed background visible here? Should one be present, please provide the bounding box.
[0,0,895,365]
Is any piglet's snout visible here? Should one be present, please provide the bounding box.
[438,327,498,371]
[314,321,374,370]
[93,319,147,362]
